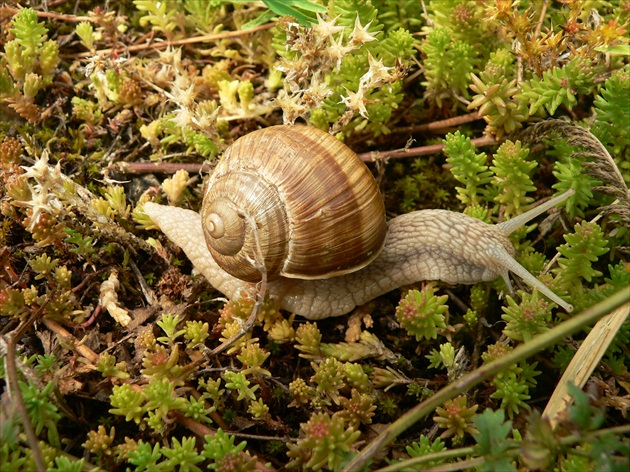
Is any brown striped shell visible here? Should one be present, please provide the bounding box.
[200,125,387,282]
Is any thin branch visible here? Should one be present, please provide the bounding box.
[41,318,100,364]
[117,135,498,175]
[62,23,275,59]
[358,135,497,162]
[534,0,549,39]
[376,446,475,472]
[129,259,159,306]
[3,305,49,472]
[391,112,482,135]
[0,6,91,22]
[114,162,212,175]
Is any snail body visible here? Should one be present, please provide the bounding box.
[145,125,574,319]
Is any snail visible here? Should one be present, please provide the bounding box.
[144,125,574,319]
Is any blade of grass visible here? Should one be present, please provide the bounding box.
[543,300,630,427]
[343,288,630,471]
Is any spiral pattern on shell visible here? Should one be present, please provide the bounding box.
[200,125,387,282]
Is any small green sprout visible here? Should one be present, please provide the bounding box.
[182,396,214,425]
[141,344,185,381]
[517,57,594,116]
[405,435,447,467]
[75,22,96,50]
[395,287,448,341]
[109,383,147,424]
[371,366,410,391]
[552,156,600,219]
[420,27,476,108]
[20,380,62,447]
[591,66,630,169]
[311,357,346,405]
[223,371,259,402]
[52,265,72,287]
[34,353,57,376]
[433,395,479,439]
[491,372,531,419]
[467,64,526,138]
[343,362,371,393]
[268,317,296,343]
[295,322,323,358]
[198,377,225,406]
[0,288,28,318]
[378,395,400,418]
[463,309,478,326]
[490,140,537,218]
[128,441,162,471]
[287,412,360,471]
[82,425,115,456]
[92,186,130,220]
[63,228,96,259]
[336,389,376,428]
[49,456,84,472]
[443,131,493,206]
[114,437,138,463]
[162,169,189,205]
[97,352,130,379]
[71,97,103,125]
[289,378,315,406]
[22,285,39,306]
[29,253,58,280]
[184,320,210,346]
[160,437,204,472]
[202,429,254,468]
[426,342,457,370]
[555,221,610,293]
[248,398,270,420]
[502,289,553,342]
[156,313,186,344]
[146,410,165,434]
[2,8,59,121]
[407,381,432,399]
[237,342,271,377]
[219,321,250,355]
[144,377,187,419]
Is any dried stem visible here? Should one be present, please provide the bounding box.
[391,112,482,135]
[118,134,498,175]
[114,162,212,175]
[2,305,48,472]
[0,6,91,22]
[61,23,274,59]
[358,135,497,162]
[41,318,100,364]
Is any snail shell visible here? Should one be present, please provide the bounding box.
[200,125,387,282]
